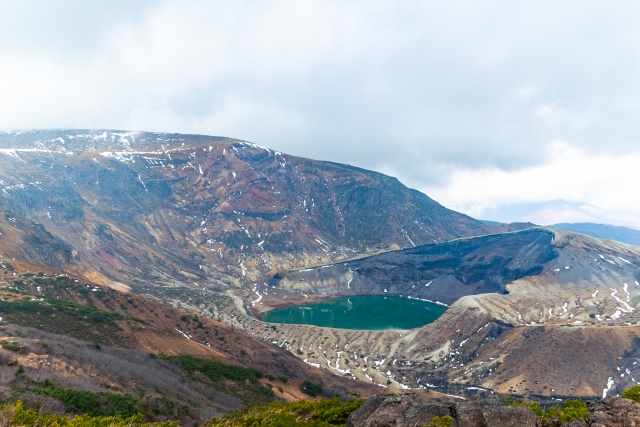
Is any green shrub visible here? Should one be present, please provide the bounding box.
[623,385,640,403]
[505,397,587,423]
[11,400,178,427]
[299,380,323,397]
[562,399,589,421]
[168,355,264,384]
[206,397,364,427]
[2,341,26,352]
[19,380,140,417]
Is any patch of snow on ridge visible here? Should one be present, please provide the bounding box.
[407,296,449,307]
[0,148,66,161]
[603,377,614,398]
[610,288,634,312]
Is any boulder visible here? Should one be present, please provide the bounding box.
[453,400,502,427]
[588,396,640,427]
[481,405,539,427]
[345,394,453,427]
[347,395,540,427]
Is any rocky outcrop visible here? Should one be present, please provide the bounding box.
[346,394,539,427]
[588,396,640,427]
[346,395,454,427]
[347,395,640,427]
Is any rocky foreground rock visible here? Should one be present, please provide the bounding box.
[346,394,640,427]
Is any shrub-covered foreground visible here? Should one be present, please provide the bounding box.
[205,397,365,427]
[9,400,178,427]
[16,380,140,417]
[0,398,364,427]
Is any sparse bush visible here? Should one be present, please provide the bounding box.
[168,355,264,384]
[506,396,587,423]
[11,400,179,427]
[17,379,140,417]
[205,397,364,426]
[623,385,640,402]
[259,386,275,398]
[299,380,323,397]
[2,341,26,353]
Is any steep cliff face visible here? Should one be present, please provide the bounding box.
[0,130,490,290]
[275,228,558,304]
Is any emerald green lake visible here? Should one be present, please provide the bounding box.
[262,296,447,330]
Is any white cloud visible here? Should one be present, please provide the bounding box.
[2,0,640,218]
[424,141,640,221]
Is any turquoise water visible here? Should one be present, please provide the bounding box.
[262,296,447,330]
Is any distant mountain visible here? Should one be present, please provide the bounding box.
[0,130,491,291]
[475,199,640,229]
[551,222,640,246]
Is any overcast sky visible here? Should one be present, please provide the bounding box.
[2,1,640,225]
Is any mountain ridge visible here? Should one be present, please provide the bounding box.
[0,129,492,292]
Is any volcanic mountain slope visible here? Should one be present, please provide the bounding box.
[0,129,491,292]
[209,227,640,400]
[0,259,381,423]
[7,129,637,403]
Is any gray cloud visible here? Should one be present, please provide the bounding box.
[1,0,639,211]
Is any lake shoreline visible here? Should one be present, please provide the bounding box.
[251,293,350,320]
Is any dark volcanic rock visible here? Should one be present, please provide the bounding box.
[279,228,557,305]
[588,396,640,427]
[561,420,589,427]
[348,395,640,427]
[481,405,539,427]
[454,400,502,426]
[346,395,541,427]
[345,394,453,427]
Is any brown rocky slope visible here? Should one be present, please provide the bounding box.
[0,129,493,292]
